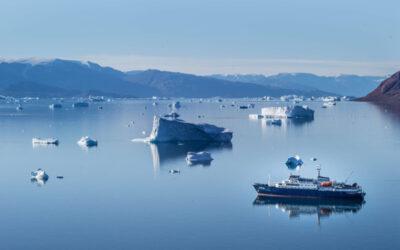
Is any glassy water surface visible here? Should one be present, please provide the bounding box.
[0,99,399,250]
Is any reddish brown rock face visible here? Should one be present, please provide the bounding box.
[356,71,400,103]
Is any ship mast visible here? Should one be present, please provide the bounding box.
[316,165,321,177]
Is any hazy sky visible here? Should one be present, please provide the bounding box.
[1,0,399,75]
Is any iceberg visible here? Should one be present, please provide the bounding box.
[88,96,105,102]
[186,151,213,166]
[31,169,49,181]
[322,102,336,108]
[249,114,264,119]
[32,138,59,145]
[285,155,303,169]
[261,105,314,119]
[77,136,98,147]
[49,103,62,109]
[72,102,89,108]
[168,101,181,109]
[266,119,282,126]
[148,116,232,143]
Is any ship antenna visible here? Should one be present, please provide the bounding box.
[345,171,354,184]
[316,165,321,177]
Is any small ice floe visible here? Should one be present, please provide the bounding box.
[163,112,180,118]
[88,96,105,102]
[322,102,336,108]
[77,136,98,147]
[249,114,264,119]
[169,101,181,109]
[186,151,213,166]
[49,104,62,109]
[266,119,282,126]
[31,169,49,185]
[16,104,23,111]
[32,138,59,145]
[152,102,158,106]
[310,157,317,161]
[285,155,303,169]
[142,131,146,135]
[169,169,180,174]
[72,102,89,108]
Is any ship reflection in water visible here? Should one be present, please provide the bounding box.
[253,196,365,222]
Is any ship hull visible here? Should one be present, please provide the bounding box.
[253,183,365,200]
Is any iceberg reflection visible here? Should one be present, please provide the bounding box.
[253,196,365,221]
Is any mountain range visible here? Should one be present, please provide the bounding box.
[0,58,383,98]
[210,73,383,97]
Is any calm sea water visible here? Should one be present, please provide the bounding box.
[0,98,399,250]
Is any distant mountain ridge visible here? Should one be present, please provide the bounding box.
[210,73,383,97]
[356,71,400,103]
[124,69,334,98]
[0,58,380,98]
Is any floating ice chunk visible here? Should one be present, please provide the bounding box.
[142,131,146,135]
[148,116,233,143]
[72,102,89,108]
[77,136,98,147]
[16,105,23,111]
[186,151,213,165]
[321,96,340,102]
[249,114,264,119]
[169,101,181,109]
[88,96,104,102]
[322,102,336,108]
[286,155,303,168]
[152,102,158,106]
[163,112,180,118]
[31,169,49,181]
[262,96,273,101]
[261,105,314,119]
[310,157,317,161]
[266,119,282,126]
[169,169,180,174]
[32,138,59,145]
[49,104,62,109]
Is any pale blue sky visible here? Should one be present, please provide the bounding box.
[0,0,399,75]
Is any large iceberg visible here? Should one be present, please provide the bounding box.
[148,116,233,143]
[261,105,314,119]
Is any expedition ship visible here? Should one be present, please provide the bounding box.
[253,167,365,199]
